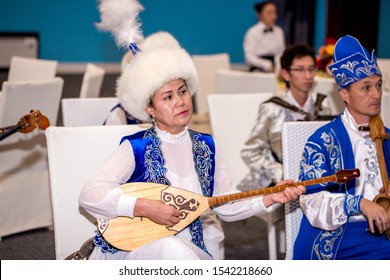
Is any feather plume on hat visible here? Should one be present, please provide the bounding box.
[120,31,181,71]
[96,0,144,53]
[95,1,198,122]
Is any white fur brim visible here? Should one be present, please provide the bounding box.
[116,47,198,122]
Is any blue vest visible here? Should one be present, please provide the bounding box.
[94,127,216,256]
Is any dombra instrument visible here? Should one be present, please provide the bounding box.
[0,110,50,141]
[369,115,390,239]
[97,169,360,251]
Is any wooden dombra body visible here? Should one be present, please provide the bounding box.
[97,169,360,251]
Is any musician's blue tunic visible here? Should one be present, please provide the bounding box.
[294,115,390,259]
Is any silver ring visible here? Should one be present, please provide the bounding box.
[376,217,382,223]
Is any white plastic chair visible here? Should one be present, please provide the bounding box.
[377,58,390,92]
[208,92,288,260]
[0,78,63,126]
[7,56,58,82]
[45,124,149,259]
[381,92,390,127]
[79,63,106,98]
[207,93,274,187]
[281,121,328,260]
[0,77,63,239]
[379,60,390,126]
[61,97,119,127]
[312,76,345,115]
[192,53,230,115]
[216,69,277,94]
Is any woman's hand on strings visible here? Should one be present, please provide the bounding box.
[134,198,180,227]
[263,179,306,207]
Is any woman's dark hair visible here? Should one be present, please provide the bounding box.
[254,1,275,14]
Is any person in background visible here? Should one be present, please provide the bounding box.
[243,1,285,72]
[294,35,390,259]
[239,44,329,191]
[79,44,306,260]
[103,103,143,125]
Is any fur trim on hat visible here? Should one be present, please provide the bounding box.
[120,31,180,71]
[116,47,198,122]
[139,31,180,52]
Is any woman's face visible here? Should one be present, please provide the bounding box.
[146,78,193,134]
[258,3,277,26]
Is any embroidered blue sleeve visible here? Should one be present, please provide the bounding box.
[299,129,343,194]
[93,231,118,254]
[299,141,331,193]
[343,194,363,216]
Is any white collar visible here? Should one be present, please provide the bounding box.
[341,108,369,136]
[258,21,274,29]
[154,125,189,143]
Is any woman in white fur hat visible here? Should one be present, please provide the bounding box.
[104,31,182,126]
[104,31,226,260]
[79,46,305,260]
[104,31,181,126]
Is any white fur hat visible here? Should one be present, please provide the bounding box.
[117,47,198,122]
[139,31,180,52]
[120,31,181,71]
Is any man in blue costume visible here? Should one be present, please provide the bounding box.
[293,35,390,259]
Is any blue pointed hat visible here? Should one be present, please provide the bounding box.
[328,35,381,88]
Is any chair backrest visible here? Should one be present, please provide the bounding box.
[79,63,106,98]
[377,58,390,91]
[7,56,58,82]
[281,120,328,260]
[207,92,274,187]
[192,53,230,115]
[381,92,390,127]
[215,69,277,94]
[0,77,64,126]
[0,78,63,239]
[61,97,119,127]
[45,124,149,259]
[312,76,345,115]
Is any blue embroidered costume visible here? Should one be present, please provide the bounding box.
[94,127,215,255]
[294,115,390,259]
[81,125,271,260]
